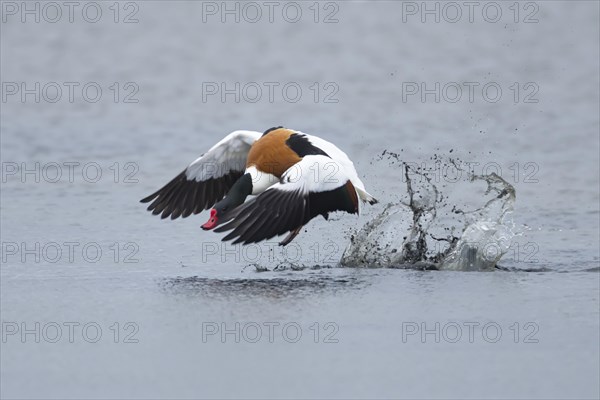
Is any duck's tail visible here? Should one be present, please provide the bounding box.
[356,188,378,205]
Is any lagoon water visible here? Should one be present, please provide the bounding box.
[1,1,599,399]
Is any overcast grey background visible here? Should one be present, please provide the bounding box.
[1,1,599,399]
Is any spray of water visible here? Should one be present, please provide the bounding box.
[340,153,517,271]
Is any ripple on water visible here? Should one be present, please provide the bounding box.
[159,275,368,299]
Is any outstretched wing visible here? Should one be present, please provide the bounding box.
[293,130,378,205]
[140,130,261,219]
[214,155,359,244]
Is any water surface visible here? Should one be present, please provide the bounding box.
[1,2,599,399]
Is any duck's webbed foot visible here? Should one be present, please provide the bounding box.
[279,227,302,246]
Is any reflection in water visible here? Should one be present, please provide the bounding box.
[160,275,368,299]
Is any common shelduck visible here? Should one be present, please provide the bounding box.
[141,127,377,245]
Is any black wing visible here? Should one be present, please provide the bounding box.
[140,130,261,219]
[140,170,242,220]
[214,181,359,245]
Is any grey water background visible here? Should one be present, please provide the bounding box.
[1,1,599,399]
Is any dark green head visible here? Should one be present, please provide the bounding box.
[201,173,252,230]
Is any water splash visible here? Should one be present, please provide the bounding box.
[340,153,517,271]
[438,173,516,271]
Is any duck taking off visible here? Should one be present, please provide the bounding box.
[140,127,378,246]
